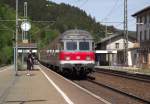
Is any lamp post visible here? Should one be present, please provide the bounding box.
[15,0,19,76]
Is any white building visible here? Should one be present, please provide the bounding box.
[96,34,137,66]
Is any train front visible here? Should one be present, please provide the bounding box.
[59,30,95,76]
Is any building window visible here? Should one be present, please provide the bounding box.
[144,30,147,40]
[149,29,150,40]
[140,31,142,41]
[140,16,142,23]
[137,17,140,23]
[144,15,147,24]
[115,43,119,49]
[149,13,150,23]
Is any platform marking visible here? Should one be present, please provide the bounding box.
[39,67,74,104]
[39,65,111,104]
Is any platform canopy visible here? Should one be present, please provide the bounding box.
[95,50,117,54]
[13,43,37,53]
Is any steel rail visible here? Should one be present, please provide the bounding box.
[87,77,150,104]
[95,69,150,83]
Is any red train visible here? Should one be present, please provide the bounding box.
[40,29,95,76]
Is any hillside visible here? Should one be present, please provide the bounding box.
[0,0,127,65]
[0,3,41,65]
[1,0,117,42]
[0,3,16,65]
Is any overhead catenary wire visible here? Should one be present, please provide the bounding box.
[101,0,120,22]
[0,19,55,23]
[67,0,89,8]
[79,0,89,8]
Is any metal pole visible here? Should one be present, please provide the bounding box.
[24,2,27,40]
[124,0,128,66]
[21,2,27,65]
[15,0,18,76]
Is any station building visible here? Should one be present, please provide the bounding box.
[95,33,138,66]
[132,6,150,68]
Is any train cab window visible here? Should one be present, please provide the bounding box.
[66,42,77,51]
[92,42,95,50]
[79,42,89,51]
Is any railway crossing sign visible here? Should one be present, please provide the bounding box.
[21,21,31,31]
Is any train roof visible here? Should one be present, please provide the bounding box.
[61,29,93,40]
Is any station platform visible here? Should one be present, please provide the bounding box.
[0,65,109,104]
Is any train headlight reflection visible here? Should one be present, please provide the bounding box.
[86,56,91,60]
[76,56,80,60]
[65,56,70,60]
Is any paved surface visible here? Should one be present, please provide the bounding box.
[0,66,67,104]
[39,65,108,104]
[0,65,15,103]
[0,65,108,104]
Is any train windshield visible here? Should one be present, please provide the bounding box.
[66,42,77,51]
[79,42,89,51]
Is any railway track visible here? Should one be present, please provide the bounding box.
[95,68,150,83]
[72,68,150,104]
[86,76,150,104]
[42,64,150,103]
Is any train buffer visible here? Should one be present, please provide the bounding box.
[0,65,109,104]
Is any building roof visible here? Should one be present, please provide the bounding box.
[132,6,150,17]
[100,34,119,43]
[97,33,136,44]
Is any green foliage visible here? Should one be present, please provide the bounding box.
[38,29,59,48]
[1,0,116,42]
[0,46,13,64]
[0,0,119,65]
[0,4,15,65]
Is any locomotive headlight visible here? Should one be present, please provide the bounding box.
[76,56,80,60]
[86,56,91,60]
[65,56,70,60]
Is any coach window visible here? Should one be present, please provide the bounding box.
[79,42,89,51]
[66,41,77,51]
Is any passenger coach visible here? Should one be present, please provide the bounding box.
[40,29,95,76]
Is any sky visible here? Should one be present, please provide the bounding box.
[49,0,150,31]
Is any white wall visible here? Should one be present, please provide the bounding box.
[106,38,135,50]
[128,51,132,66]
